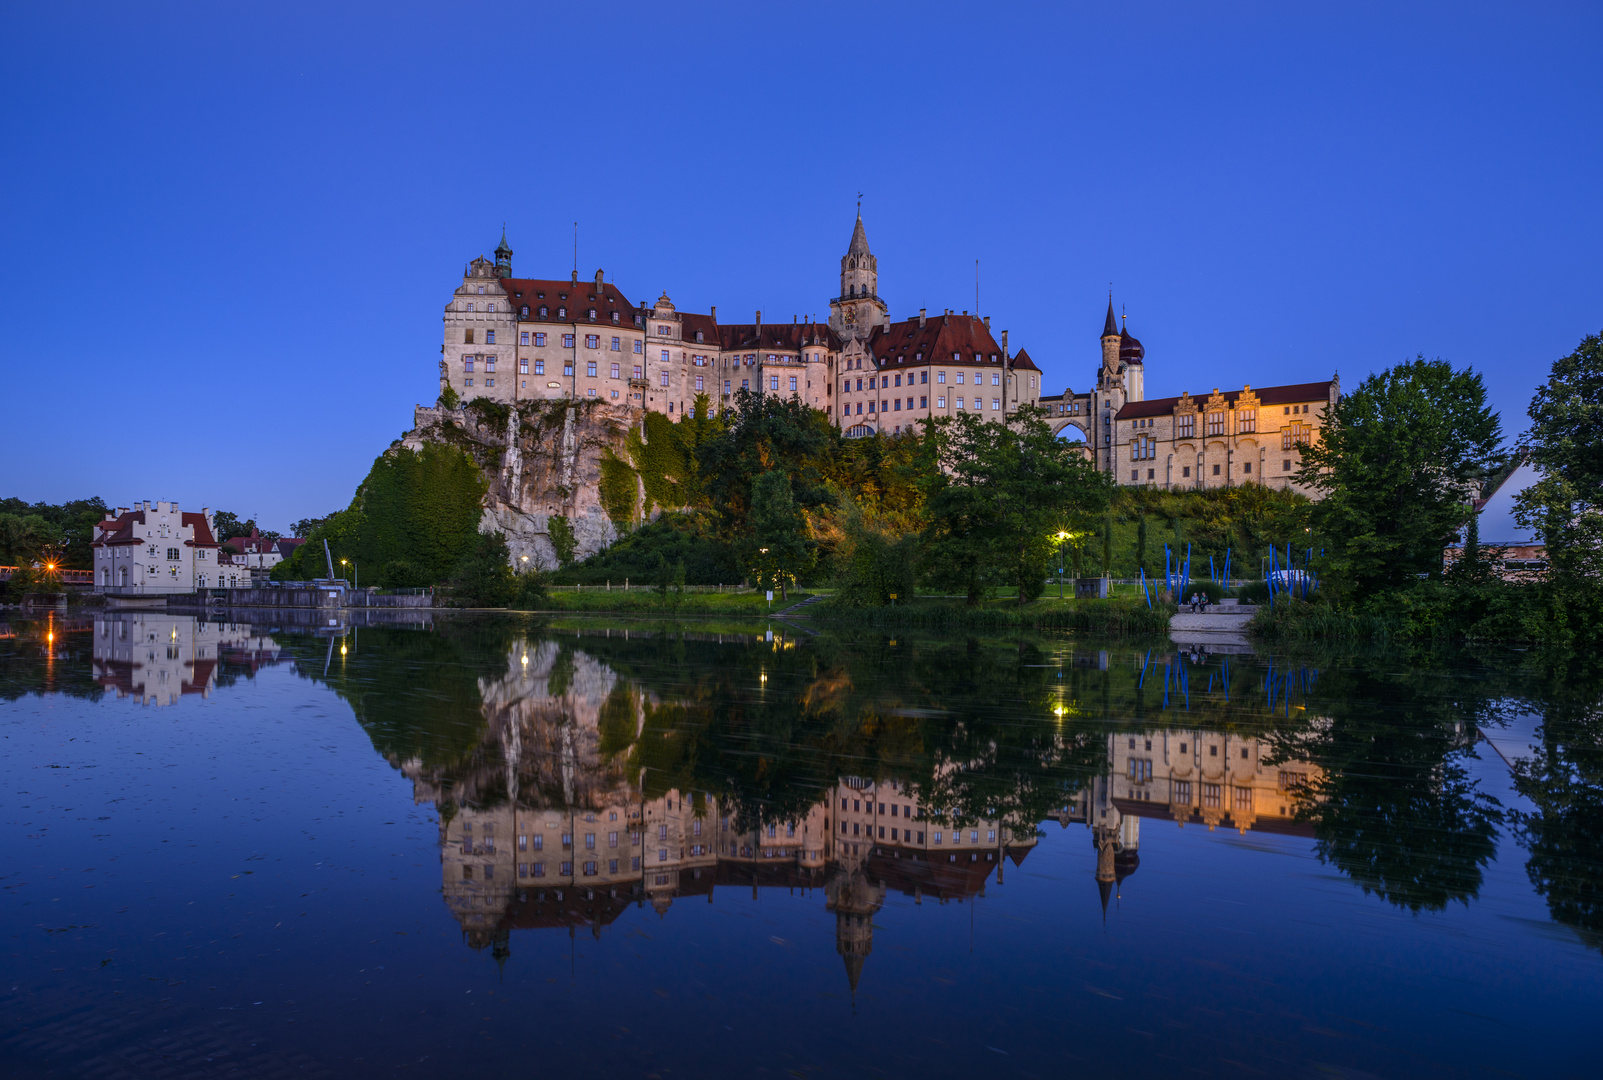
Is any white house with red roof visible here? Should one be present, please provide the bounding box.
[91,501,223,594]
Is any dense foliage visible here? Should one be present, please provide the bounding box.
[1300,357,1505,600]
[0,496,109,570]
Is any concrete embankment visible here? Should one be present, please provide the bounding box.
[1169,601,1259,652]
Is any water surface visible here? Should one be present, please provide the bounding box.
[3,611,1599,1078]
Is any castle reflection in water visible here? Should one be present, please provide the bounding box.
[402,639,1323,989]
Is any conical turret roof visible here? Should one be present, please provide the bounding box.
[1102,298,1119,338]
[847,210,871,256]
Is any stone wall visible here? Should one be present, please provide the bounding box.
[401,398,638,569]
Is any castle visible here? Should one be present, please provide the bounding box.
[439,211,1335,494]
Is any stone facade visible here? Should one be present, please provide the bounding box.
[1038,299,1339,495]
[435,211,1040,435]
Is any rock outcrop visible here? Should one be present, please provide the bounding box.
[401,398,638,568]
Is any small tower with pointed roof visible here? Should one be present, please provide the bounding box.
[1100,297,1122,386]
[828,205,888,343]
[493,227,513,278]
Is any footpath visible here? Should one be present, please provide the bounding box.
[1169,599,1258,652]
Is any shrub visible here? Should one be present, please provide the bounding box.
[448,531,516,607]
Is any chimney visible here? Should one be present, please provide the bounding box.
[984,315,990,328]
[918,308,926,328]
[755,310,761,331]
[710,305,716,321]
[792,314,797,324]
[1002,330,1009,355]
[571,270,578,284]
[595,269,605,292]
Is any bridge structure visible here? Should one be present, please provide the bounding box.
[0,565,94,587]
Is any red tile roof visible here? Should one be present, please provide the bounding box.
[718,322,841,352]
[183,512,219,548]
[92,511,145,547]
[679,311,720,347]
[498,277,636,324]
[1115,380,1336,421]
[1010,347,1040,372]
[869,314,1003,369]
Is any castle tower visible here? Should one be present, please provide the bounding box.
[828,207,888,343]
[1099,298,1122,387]
[493,227,513,278]
[1120,312,1146,402]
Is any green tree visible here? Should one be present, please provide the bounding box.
[449,531,516,607]
[546,514,578,568]
[920,406,1111,605]
[1515,330,1603,642]
[739,470,813,599]
[1301,357,1504,600]
[694,389,835,537]
[830,501,918,608]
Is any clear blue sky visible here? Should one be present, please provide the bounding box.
[3,2,1598,531]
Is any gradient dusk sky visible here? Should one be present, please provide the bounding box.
[3,2,1599,530]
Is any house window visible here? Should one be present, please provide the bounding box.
[557,307,566,319]
[937,396,946,408]
[1243,461,1252,474]
[485,330,495,344]
[464,328,474,344]
[956,373,965,384]
[534,332,546,346]
[484,356,495,372]
[585,334,599,349]
[562,334,575,348]
[920,396,927,408]
[519,360,528,374]
[956,397,964,409]
[1213,463,1221,475]
[1182,466,1191,477]
[991,372,1000,385]
[612,312,620,324]
[633,340,643,354]
[634,365,644,379]
[1283,459,1292,472]
[463,358,474,372]
[588,309,596,321]
[539,306,548,317]
[611,363,621,378]
[695,374,704,392]
[992,399,1000,410]
[937,371,946,383]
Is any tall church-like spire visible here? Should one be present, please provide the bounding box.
[848,204,871,256]
[493,225,513,278]
[1102,295,1119,339]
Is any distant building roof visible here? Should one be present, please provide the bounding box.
[1472,461,1541,545]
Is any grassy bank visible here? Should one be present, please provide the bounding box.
[514,588,804,616]
[811,594,1172,634]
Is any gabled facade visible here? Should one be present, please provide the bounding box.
[91,501,221,594]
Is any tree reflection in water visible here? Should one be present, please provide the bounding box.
[275,619,1603,966]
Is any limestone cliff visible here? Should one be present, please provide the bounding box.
[400,398,637,568]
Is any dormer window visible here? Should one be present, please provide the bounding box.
[477,286,485,294]
[588,309,596,320]
[953,352,960,362]
[539,306,548,317]
[612,312,620,324]
[695,331,703,343]
[557,307,566,319]
[520,306,529,317]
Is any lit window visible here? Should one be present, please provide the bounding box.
[563,334,575,348]
[534,332,546,346]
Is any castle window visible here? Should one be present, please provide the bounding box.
[563,334,575,348]
[1243,461,1252,473]
[484,356,495,373]
[466,303,474,311]
[585,334,599,349]
[520,331,529,346]
[1177,415,1195,439]
[921,396,927,408]
[663,371,671,388]
[534,332,546,346]
[634,340,643,354]
[1182,466,1191,477]
[521,305,529,317]
[790,376,798,392]
[464,328,475,344]
[563,361,574,376]
[991,372,1000,385]
[611,337,621,351]
[485,330,495,344]
[588,309,596,320]
[477,286,485,294]
[519,360,528,374]
[487,303,495,312]
[1284,459,1292,471]
[937,371,945,383]
[953,352,960,361]
[1207,412,1226,436]
[463,357,474,373]
[695,374,704,392]
[557,307,567,318]
[695,331,703,342]
[611,363,620,379]
[587,361,597,377]
[540,306,548,317]
[1213,464,1222,475]
[634,365,643,379]
[1238,409,1256,433]
[657,324,671,336]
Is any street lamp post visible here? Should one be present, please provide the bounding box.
[1054,532,1070,599]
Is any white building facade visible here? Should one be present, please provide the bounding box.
[91,501,222,594]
